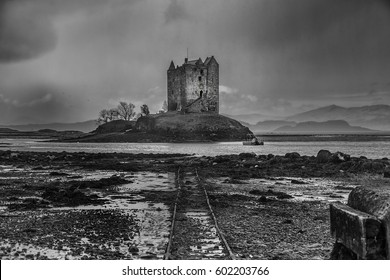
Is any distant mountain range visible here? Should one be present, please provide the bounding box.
[0,120,97,133]
[1,104,389,134]
[250,120,297,132]
[286,104,390,131]
[223,113,282,125]
[274,120,374,133]
[228,105,390,132]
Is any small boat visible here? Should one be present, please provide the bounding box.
[243,135,264,145]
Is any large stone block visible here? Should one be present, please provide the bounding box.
[330,202,386,259]
[348,185,390,258]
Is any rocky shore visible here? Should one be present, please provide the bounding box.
[0,149,389,259]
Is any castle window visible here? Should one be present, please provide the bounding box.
[200,91,203,98]
[198,76,202,82]
[200,70,204,75]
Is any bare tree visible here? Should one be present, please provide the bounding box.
[116,101,136,121]
[107,108,119,121]
[97,108,119,125]
[97,109,110,125]
[140,104,150,116]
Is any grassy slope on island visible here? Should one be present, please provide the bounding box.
[69,113,253,142]
[92,120,136,134]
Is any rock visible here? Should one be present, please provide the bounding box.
[361,161,372,172]
[372,161,385,171]
[277,193,293,199]
[291,179,306,185]
[285,152,301,159]
[23,228,38,233]
[384,168,390,178]
[139,254,157,260]
[331,152,350,164]
[239,152,257,159]
[258,196,268,203]
[267,154,274,160]
[175,213,187,221]
[249,189,265,195]
[317,150,332,163]
[306,243,322,249]
[330,242,357,260]
[128,246,139,253]
[269,156,283,164]
[330,202,386,259]
[347,185,390,258]
[49,171,69,176]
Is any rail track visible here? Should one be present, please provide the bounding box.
[164,167,235,260]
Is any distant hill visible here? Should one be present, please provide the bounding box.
[0,120,97,133]
[286,104,390,131]
[223,113,282,125]
[274,120,374,133]
[0,128,19,133]
[248,120,297,133]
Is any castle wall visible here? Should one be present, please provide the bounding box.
[184,65,208,109]
[167,67,185,111]
[206,59,219,113]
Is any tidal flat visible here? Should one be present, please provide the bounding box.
[0,150,388,260]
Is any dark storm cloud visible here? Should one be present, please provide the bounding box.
[1,0,390,123]
[0,0,132,63]
[206,0,390,109]
[213,0,390,49]
[0,82,86,124]
[0,1,56,63]
[165,0,189,24]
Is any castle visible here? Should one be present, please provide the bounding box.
[167,56,219,113]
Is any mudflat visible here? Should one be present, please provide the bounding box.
[0,150,388,260]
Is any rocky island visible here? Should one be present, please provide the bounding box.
[67,112,253,143]
[60,56,254,143]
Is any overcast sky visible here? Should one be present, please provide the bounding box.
[1,0,390,124]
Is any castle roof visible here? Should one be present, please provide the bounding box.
[168,61,175,70]
[169,56,216,70]
[204,56,215,65]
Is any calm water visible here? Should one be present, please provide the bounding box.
[0,138,389,159]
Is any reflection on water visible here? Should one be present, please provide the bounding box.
[1,138,390,159]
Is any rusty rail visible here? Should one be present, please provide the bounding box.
[195,168,236,260]
[163,167,181,260]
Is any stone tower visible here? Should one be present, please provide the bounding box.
[167,56,219,113]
